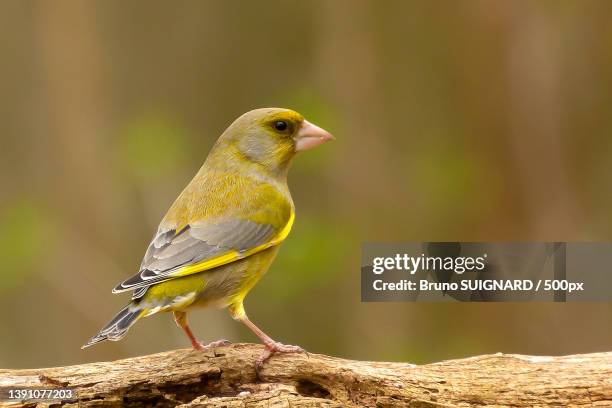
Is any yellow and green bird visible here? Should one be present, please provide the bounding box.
[83,108,333,367]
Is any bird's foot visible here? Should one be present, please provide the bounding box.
[255,342,307,374]
[192,339,231,350]
[204,339,232,348]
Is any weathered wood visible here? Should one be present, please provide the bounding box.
[1,344,611,407]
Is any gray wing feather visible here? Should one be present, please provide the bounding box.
[113,218,278,293]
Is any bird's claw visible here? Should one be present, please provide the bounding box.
[193,339,231,350]
[255,342,306,376]
[204,339,232,348]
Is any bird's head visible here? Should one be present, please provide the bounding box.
[211,108,333,177]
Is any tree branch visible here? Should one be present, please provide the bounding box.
[1,345,611,407]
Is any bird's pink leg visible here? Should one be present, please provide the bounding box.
[228,303,305,371]
[173,311,230,350]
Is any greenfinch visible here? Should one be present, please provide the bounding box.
[83,108,333,367]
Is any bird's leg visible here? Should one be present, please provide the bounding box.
[173,311,230,350]
[228,303,305,371]
[173,311,203,350]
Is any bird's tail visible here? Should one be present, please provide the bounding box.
[82,303,147,349]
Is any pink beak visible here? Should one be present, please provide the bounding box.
[294,120,334,152]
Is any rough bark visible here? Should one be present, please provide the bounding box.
[0,344,610,407]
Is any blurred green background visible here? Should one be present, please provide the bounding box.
[1,0,611,369]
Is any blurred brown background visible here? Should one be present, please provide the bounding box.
[1,0,611,369]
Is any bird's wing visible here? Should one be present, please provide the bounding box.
[113,213,294,293]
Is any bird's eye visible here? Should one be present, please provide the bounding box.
[274,121,288,132]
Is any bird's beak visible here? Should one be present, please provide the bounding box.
[294,120,334,152]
